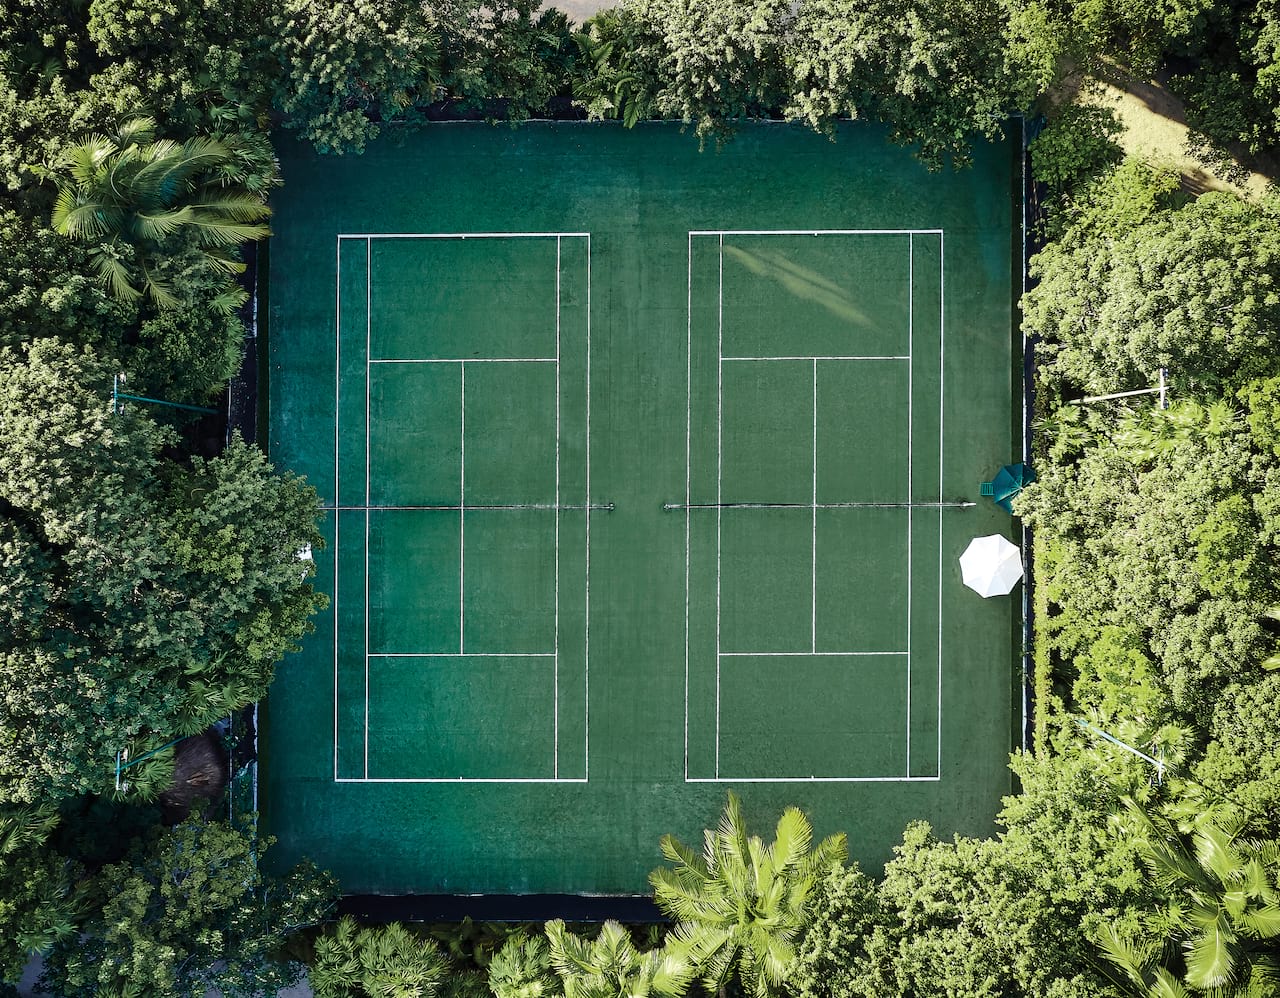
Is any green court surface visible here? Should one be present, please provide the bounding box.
[265,121,1021,895]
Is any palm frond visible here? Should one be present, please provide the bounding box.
[659,833,706,875]
[1151,967,1192,998]
[649,950,692,998]
[187,191,272,222]
[66,135,118,184]
[546,919,593,977]
[1094,921,1156,989]
[720,792,751,866]
[0,804,61,855]
[209,286,249,316]
[771,807,812,874]
[132,206,194,242]
[1240,904,1280,939]
[89,248,142,302]
[139,260,181,311]
[799,832,848,881]
[115,117,157,147]
[1195,823,1244,888]
[1182,913,1238,991]
[53,195,117,241]
[184,216,271,247]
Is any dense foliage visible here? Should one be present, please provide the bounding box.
[0,0,334,987]
[39,816,335,998]
[2,0,1280,992]
[1017,141,1280,993]
[0,340,324,804]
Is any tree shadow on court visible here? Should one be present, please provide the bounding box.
[722,245,873,328]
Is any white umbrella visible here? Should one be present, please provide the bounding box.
[959,534,1023,598]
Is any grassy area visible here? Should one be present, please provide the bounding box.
[1057,63,1277,199]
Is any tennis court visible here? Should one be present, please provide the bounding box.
[265,122,1020,895]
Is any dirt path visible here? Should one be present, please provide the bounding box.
[1056,62,1276,199]
[547,0,609,24]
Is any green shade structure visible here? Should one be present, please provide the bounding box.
[981,463,1035,513]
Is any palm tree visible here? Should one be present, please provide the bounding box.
[43,117,271,312]
[545,919,691,998]
[489,931,560,998]
[1096,797,1280,997]
[649,792,848,998]
[310,916,451,998]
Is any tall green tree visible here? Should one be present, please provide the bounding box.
[650,793,847,998]
[545,920,690,998]
[786,0,1060,169]
[271,0,442,155]
[1019,393,1280,731]
[571,7,663,127]
[43,116,271,311]
[1025,190,1280,398]
[439,0,576,123]
[84,0,278,124]
[0,339,325,804]
[628,0,792,141]
[0,804,83,984]
[785,862,883,998]
[40,815,336,998]
[489,932,560,998]
[1096,796,1280,997]
[310,916,453,998]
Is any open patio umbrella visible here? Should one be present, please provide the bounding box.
[959,534,1023,598]
[981,463,1036,513]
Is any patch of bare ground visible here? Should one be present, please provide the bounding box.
[1049,60,1278,200]
[544,0,609,25]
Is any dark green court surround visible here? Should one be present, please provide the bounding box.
[265,121,1020,895]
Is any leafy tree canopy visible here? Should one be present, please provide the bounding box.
[1096,793,1280,998]
[787,0,1061,169]
[546,919,691,998]
[40,814,336,998]
[0,339,325,804]
[1027,190,1280,399]
[439,0,578,124]
[1020,405,1280,729]
[311,916,453,998]
[41,116,273,313]
[0,804,83,984]
[271,0,443,155]
[651,792,847,998]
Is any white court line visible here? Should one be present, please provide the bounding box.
[328,504,605,511]
[720,651,907,657]
[364,237,371,781]
[333,238,341,782]
[723,355,909,362]
[687,776,941,784]
[906,235,913,777]
[345,232,591,784]
[554,237,561,779]
[369,652,556,658]
[686,228,936,783]
[689,228,942,236]
[938,232,946,779]
[459,364,466,655]
[811,360,818,653]
[715,233,724,779]
[684,232,692,781]
[336,778,589,784]
[338,231,591,240]
[584,234,592,781]
[369,357,558,364]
